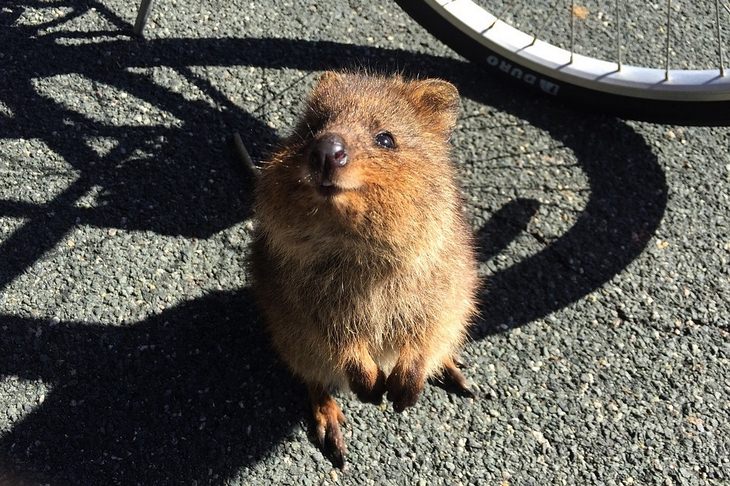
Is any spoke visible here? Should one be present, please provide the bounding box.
[616,0,622,70]
[531,0,565,46]
[133,0,155,36]
[486,1,514,31]
[716,0,726,76]
[570,1,576,63]
[664,0,672,81]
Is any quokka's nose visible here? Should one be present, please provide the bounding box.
[310,134,348,183]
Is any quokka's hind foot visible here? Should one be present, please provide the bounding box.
[308,383,347,468]
[435,357,476,398]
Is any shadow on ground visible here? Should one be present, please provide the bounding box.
[0,291,302,484]
[0,0,667,483]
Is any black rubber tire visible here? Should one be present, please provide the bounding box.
[395,0,730,126]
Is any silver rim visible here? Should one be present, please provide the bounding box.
[431,0,730,101]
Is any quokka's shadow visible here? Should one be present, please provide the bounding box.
[0,290,305,485]
[1,0,667,482]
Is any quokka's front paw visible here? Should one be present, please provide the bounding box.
[350,368,386,405]
[346,359,387,405]
[385,363,425,412]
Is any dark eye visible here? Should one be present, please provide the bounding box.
[374,131,396,149]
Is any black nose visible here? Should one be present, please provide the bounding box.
[310,134,348,181]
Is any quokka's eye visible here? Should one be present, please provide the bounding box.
[374,131,396,149]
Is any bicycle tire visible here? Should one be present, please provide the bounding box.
[395,0,730,125]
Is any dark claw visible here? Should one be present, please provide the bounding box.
[388,388,420,412]
[386,370,423,413]
[356,389,384,405]
[433,360,477,398]
[458,386,476,399]
[353,369,386,405]
[323,419,346,469]
[327,441,346,470]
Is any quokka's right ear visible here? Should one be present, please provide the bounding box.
[407,78,461,135]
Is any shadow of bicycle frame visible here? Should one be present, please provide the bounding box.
[0,1,667,483]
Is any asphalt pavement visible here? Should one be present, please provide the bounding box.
[0,1,728,485]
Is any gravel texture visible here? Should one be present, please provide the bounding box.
[1,1,729,485]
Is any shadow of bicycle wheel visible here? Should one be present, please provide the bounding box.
[469,108,668,335]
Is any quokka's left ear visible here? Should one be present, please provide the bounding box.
[407,78,460,135]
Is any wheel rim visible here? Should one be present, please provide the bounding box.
[430,0,730,101]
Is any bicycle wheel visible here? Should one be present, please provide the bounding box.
[395,0,730,125]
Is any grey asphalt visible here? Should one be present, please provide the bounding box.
[1,1,728,485]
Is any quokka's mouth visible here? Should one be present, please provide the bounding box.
[316,182,344,198]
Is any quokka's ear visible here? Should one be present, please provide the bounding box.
[407,78,460,135]
[313,71,344,93]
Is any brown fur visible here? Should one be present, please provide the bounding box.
[249,72,479,464]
